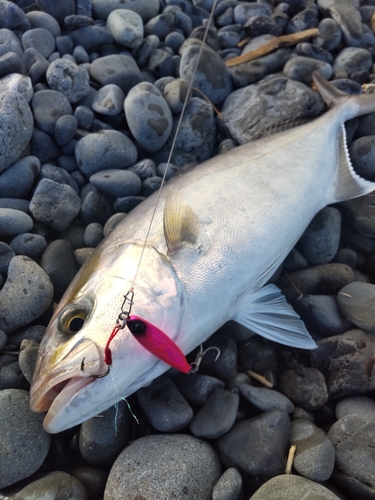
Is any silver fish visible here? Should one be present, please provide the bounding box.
[30,73,375,433]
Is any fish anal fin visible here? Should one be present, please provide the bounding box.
[233,284,317,349]
[327,124,375,204]
[163,190,200,255]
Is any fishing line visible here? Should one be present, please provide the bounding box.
[130,0,219,290]
[97,0,221,377]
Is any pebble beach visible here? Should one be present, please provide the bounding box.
[1,0,375,498]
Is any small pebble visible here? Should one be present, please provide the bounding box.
[0,209,33,237]
[336,395,375,420]
[90,54,142,94]
[250,474,341,499]
[175,372,225,406]
[46,58,91,103]
[91,84,125,116]
[212,468,243,500]
[75,130,138,176]
[337,281,375,331]
[290,419,335,481]
[10,233,47,258]
[21,27,55,59]
[239,384,295,414]
[79,400,132,467]
[189,388,239,439]
[106,9,144,49]
[279,367,329,410]
[54,115,78,146]
[10,471,87,500]
[41,240,78,300]
[30,178,81,232]
[217,410,290,476]
[90,169,142,198]
[136,375,194,432]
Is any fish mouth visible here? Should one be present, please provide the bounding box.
[30,339,105,414]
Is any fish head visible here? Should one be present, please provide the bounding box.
[30,242,185,433]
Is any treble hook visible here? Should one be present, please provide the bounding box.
[189,344,221,374]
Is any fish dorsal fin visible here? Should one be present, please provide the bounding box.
[163,190,200,255]
[233,284,317,349]
[327,124,375,204]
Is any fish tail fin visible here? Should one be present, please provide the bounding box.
[312,72,375,204]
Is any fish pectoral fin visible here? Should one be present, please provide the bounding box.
[163,189,201,255]
[233,284,317,349]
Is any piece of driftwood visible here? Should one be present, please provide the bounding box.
[225,28,319,68]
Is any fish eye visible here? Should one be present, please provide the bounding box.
[127,320,146,336]
[59,307,88,336]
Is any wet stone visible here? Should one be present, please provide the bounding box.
[90,54,142,94]
[190,388,239,439]
[233,3,272,24]
[212,468,242,500]
[337,281,375,331]
[250,474,341,499]
[30,179,81,232]
[221,76,324,144]
[288,8,318,32]
[124,82,173,153]
[290,419,335,481]
[75,130,138,176]
[244,15,281,37]
[0,389,51,488]
[91,84,125,116]
[46,58,91,103]
[10,233,47,259]
[180,42,232,105]
[106,9,144,49]
[293,294,352,337]
[79,400,132,467]
[104,434,221,500]
[239,384,295,414]
[217,410,290,477]
[90,169,142,198]
[295,42,333,63]
[311,329,375,399]
[41,240,78,300]
[279,366,328,410]
[31,89,73,136]
[317,0,364,47]
[136,375,194,432]
[0,91,33,174]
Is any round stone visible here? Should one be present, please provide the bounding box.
[0,389,51,488]
[104,434,221,500]
[75,130,138,176]
[10,233,47,259]
[106,9,144,49]
[31,89,73,135]
[250,473,341,499]
[54,115,78,146]
[0,208,33,237]
[0,155,40,199]
[91,84,125,116]
[46,58,91,103]
[337,281,375,331]
[0,91,33,174]
[90,54,143,95]
[92,0,159,22]
[0,256,53,333]
[21,27,55,59]
[90,169,141,198]
[124,82,173,153]
[6,471,87,499]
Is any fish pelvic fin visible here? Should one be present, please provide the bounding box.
[326,124,375,204]
[233,284,317,349]
[163,190,200,255]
